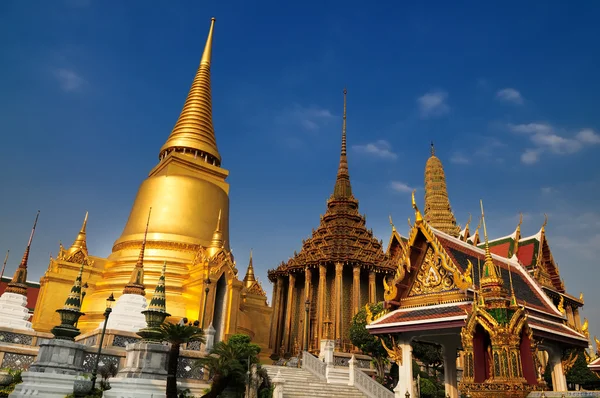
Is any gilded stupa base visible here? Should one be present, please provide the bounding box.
[459,381,539,398]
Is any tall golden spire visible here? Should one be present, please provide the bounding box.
[6,211,40,296]
[159,17,221,165]
[207,209,224,258]
[479,200,506,301]
[123,208,152,296]
[243,249,257,289]
[424,142,460,236]
[332,88,352,199]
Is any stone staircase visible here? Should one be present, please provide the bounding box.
[263,365,367,398]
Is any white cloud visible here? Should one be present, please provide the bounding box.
[352,140,397,160]
[496,88,524,104]
[390,181,414,193]
[276,104,335,133]
[576,129,600,144]
[509,123,600,164]
[55,68,85,92]
[541,187,555,195]
[521,149,540,164]
[417,90,449,118]
[450,152,470,164]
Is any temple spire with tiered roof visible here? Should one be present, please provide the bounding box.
[6,211,40,296]
[207,209,224,258]
[159,17,221,165]
[332,88,353,200]
[424,142,460,237]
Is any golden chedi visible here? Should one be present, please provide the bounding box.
[31,18,271,350]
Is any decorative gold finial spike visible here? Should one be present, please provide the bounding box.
[208,209,224,257]
[123,207,152,296]
[542,213,548,231]
[412,190,423,224]
[6,211,40,296]
[389,214,396,232]
[160,18,221,164]
[243,249,257,289]
[332,88,352,199]
[200,17,216,66]
[430,141,435,156]
[480,200,501,281]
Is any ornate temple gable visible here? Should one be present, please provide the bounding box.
[208,247,238,278]
[383,207,472,309]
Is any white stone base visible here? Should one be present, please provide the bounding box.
[102,377,166,398]
[0,292,32,331]
[9,371,76,397]
[326,366,349,385]
[99,294,147,333]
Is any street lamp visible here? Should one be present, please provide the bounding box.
[201,277,211,329]
[303,299,310,353]
[90,293,115,391]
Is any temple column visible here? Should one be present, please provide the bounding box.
[334,262,343,343]
[549,349,567,391]
[352,265,360,316]
[566,306,575,328]
[368,271,376,303]
[303,268,312,350]
[393,338,414,398]
[283,273,296,354]
[442,340,459,398]
[317,264,326,345]
[269,276,284,353]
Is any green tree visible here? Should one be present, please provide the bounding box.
[566,350,600,390]
[411,341,443,376]
[197,334,262,398]
[160,322,205,398]
[349,302,391,381]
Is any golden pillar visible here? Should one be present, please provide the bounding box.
[574,308,582,329]
[368,271,376,303]
[352,265,360,316]
[283,273,296,353]
[317,264,326,344]
[303,267,312,350]
[334,262,343,341]
[269,276,283,350]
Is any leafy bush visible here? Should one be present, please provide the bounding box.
[0,369,22,398]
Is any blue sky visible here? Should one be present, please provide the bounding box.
[1,1,599,337]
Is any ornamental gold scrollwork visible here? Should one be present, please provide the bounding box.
[383,275,397,301]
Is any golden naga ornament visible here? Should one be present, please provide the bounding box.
[383,275,398,301]
[582,318,589,337]
[377,336,403,365]
[557,296,565,314]
[594,336,600,356]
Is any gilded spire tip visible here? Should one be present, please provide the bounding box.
[332,88,352,199]
[430,141,435,156]
[200,17,216,66]
[412,190,423,224]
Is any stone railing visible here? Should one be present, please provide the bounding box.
[334,351,373,370]
[350,356,393,398]
[301,351,326,380]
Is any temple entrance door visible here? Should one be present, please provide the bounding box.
[212,274,227,343]
[472,324,492,382]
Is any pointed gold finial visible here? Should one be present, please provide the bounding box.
[333,88,352,199]
[123,207,152,296]
[389,215,396,232]
[200,17,216,66]
[580,292,584,303]
[541,213,548,232]
[243,249,257,289]
[6,211,40,295]
[407,217,412,229]
[480,200,501,282]
[160,17,221,164]
[207,209,224,257]
[412,190,423,224]
[430,141,435,156]
[65,212,89,260]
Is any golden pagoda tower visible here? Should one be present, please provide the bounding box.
[32,19,272,347]
[76,17,230,328]
[424,143,461,236]
[268,89,395,355]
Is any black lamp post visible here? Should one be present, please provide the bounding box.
[201,277,211,329]
[90,293,115,391]
[303,299,310,353]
